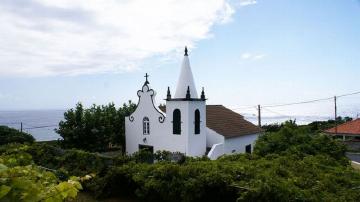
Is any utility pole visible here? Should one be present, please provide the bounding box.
[258,105,261,127]
[20,122,23,133]
[334,96,337,135]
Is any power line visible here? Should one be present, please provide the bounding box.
[23,125,58,130]
[231,106,258,110]
[262,91,360,108]
[337,91,360,98]
[0,122,22,125]
[262,97,333,108]
[230,90,360,110]
[261,107,292,117]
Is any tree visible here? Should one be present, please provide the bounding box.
[254,121,347,162]
[0,125,34,145]
[56,101,136,152]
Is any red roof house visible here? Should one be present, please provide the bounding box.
[324,118,360,137]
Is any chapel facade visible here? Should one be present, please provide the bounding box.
[125,47,262,159]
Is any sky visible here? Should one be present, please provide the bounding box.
[0,0,360,119]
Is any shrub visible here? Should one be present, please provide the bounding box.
[91,153,360,201]
[26,143,110,176]
[56,102,136,152]
[254,123,347,163]
[0,125,34,145]
[0,146,82,201]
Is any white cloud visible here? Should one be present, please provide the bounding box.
[240,52,266,60]
[240,53,252,59]
[239,0,257,7]
[0,0,235,77]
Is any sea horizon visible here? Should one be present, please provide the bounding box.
[0,109,336,141]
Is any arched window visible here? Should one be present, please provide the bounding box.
[173,109,181,134]
[194,109,200,134]
[143,117,150,135]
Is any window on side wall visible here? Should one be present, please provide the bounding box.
[143,117,150,135]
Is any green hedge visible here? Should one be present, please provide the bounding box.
[91,153,360,201]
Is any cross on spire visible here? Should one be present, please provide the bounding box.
[144,73,150,85]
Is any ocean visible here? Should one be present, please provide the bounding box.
[0,110,65,141]
[0,110,332,141]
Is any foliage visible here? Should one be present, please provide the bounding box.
[0,125,34,145]
[56,101,136,152]
[254,121,348,163]
[262,117,353,133]
[0,146,82,202]
[0,143,110,178]
[91,153,360,202]
[87,122,359,201]
[307,116,353,133]
[261,120,297,133]
[2,118,360,202]
[25,143,110,177]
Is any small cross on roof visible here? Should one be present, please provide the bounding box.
[144,73,150,85]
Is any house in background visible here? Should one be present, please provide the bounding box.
[324,118,360,140]
[324,118,360,150]
[125,47,262,160]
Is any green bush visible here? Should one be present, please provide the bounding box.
[25,143,111,176]
[56,102,136,152]
[87,124,359,201]
[254,122,347,163]
[0,125,34,145]
[0,145,82,201]
[2,121,359,202]
[91,153,360,201]
[92,161,239,201]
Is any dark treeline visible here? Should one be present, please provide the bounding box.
[261,116,353,133]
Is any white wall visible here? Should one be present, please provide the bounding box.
[187,100,207,156]
[125,83,206,157]
[125,84,167,155]
[206,130,259,159]
[206,128,224,148]
[165,99,206,157]
[224,133,258,154]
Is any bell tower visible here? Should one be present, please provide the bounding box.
[165,47,207,157]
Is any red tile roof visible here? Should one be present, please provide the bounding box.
[159,105,263,138]
[324,118,360,136]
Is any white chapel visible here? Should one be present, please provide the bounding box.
[125,47,262,159]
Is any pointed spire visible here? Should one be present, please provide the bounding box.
[174,47,198,98]
[167,86,171,100]
[201,87,206,100]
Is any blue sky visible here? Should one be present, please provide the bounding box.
[1,0,360,119]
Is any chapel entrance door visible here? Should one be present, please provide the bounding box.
[138,144,154,163]
[138,144,154,153]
